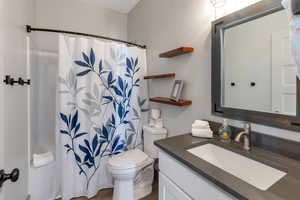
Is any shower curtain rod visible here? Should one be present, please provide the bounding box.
[25,25,147,49]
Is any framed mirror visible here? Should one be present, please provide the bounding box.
[212,0,300,132]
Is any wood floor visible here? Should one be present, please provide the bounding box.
[72,177,158,200]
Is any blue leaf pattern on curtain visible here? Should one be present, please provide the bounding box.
[58,44,149,195]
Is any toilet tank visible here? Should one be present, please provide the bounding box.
[143,125,167,159]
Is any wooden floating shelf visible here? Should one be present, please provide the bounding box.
[150,97,192,107]
[159,47,194,58]
[144,73,176,80]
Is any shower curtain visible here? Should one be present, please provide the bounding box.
[57,34,149,199]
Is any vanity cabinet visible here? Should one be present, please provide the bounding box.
[159,173,192,200]
[158,150,237,200]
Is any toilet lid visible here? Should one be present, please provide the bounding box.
[108,149,149,170]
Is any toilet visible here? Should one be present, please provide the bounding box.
[108,125,167,200]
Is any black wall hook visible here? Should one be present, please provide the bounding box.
[17,77,30,86]
[3,75,18,86]
[3,75,30,86]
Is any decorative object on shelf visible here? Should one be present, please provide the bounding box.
[144,73,175,79]
[159,47,194,58]
[170,80,184,101]
[150,97,192,107]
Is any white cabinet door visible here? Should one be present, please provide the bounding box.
[159,173,192,200]
[159,151,237,200]
[271,30,297,116]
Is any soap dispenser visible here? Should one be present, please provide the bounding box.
[218,119,232,142]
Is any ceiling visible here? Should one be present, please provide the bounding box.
[91,0,141,14]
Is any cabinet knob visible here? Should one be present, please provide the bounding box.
[0,168,19,188]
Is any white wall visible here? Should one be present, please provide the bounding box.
[128,0,214,136]
[215,0,261,19]
[34,0,128,52]
[0,0,35,199]
[128,0,300,142]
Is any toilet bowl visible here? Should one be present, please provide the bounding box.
[108,126,167,200]
[108,149,153,200]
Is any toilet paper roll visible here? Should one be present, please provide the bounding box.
[33,152,54,168]
[151,109,161,120]
[153,118,163,128]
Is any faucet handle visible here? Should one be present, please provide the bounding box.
[244,122,251,132]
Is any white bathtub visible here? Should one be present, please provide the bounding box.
[29,161,60,200]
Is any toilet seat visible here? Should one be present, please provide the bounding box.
[108,125,166,200]
[108,149,150,170]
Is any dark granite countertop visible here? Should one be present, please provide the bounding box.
[155,134,300,200]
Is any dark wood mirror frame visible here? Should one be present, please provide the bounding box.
[212,0,300,132]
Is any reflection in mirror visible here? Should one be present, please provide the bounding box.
[221,10,297,116]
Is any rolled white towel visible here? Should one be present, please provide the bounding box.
[192,123,210,129]
[191,128,213,138]
[33,152,55,168]
[193,120,209,126]
[192,120,210,129]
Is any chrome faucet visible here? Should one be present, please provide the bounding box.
[234,122,252,151]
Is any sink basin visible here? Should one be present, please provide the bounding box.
[187,144,286,191]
